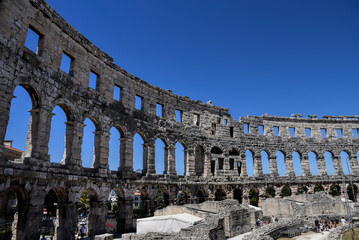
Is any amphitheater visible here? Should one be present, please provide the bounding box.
[0,0,358,239]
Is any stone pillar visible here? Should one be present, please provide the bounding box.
[333,154,343,175]
[0,91,11,163]
[88,201,107,238]
[269,155,278,176]
[349,155,359,175]
[301,154,311,176]
[240,153,248,177]
[254,154,263,177]
[186,148,195,176]
[203,151,212,177]
[55,202,78,240]
[62,121,84,167]
[144,142,155,175]
[119,137,133,175]
[92,130,110,170]
[118,199,134,233]
[183,149,188,176]
[165,146,176,175]
[285,154,295,177]
[13,204,43,240]
[23,108,53,162]
[317,155,327,176]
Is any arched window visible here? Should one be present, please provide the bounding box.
[175,142,185,176]
[276,151,286,176]
[292,151,302,176]
[308,151,319,175]
[261,150,270,174]
[246,150,254,176]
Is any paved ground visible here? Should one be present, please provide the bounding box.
[228,230,332,240]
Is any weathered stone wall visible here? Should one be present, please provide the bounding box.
[0,0,359,239]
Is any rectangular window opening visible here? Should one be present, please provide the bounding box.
[24,27,41,54]
[194,114,200,126]
[230,126,234,138]
[274,126,279,136]
[244,123,249,134]
[175,109,182,122]
[224,119,227,126]
[89,71,97,89]
[336,129,343,138]
[258,125,264,135]
[60,52,72,74]
[229,159,234,170]
[305,128,311,137]
[289,127,295,137]
[211,123,217,135]
[217,118,221,124]
[113,85,121,101]
[321,128,327,138]
[218,158,224,170]
[156,103,163,117]
[135,95,142,110]
[353,129,359,138]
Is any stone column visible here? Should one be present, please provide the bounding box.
[240,153,248,177]
[254,154,263,177]
[333,154,343,175]
[285,154,295,177]
[301,154,311,176]
[88,201,107,238]
[13,204,43,240]
[183,149,188,176]
[119,137,133,175]
[165,145,176,175]
[317,155,327,176]
[203,151,212,177]
[92,130,110,170]
[117,199,134,233]
[144,142,156,175]
[269,155,278,177]
[349,155,359,175]
[55,202,78,240]
[62,121,84,167]
[0,91,11,163]
[23,107,53,162]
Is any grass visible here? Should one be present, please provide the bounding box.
[342,227,359,240]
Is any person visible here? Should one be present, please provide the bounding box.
[275,217,278,222]
[271,215,275,223]
[315,219,320,232]
[80,225,86,239]
[41,235,47,240]
[256,219,260,227]
[341,217,346,226]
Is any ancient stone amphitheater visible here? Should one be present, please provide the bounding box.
[0,0,358,239]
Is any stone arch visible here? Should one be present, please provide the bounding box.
[176,190,189,205]
[347,184,358,202]
[196,188,208,203]
[297,185,308,194]
[249,187,259,206]
[155,188,170,209]
[81,116,102,168]
[15,83,41,109]
[195,145,205,176]
[265,186,276,198]
[329,184,341,197]
[324,151,335,175]
[229,148,239,156]
[292,151,302,176]
[245,149,255,176]
[340,151,351,174]
[211,146,223,154]
[228,147,240,172]
[210,146,224,176]
[313,184,324,192]
[280,185,292,197]
[308,151,319,175]
[175,141,186,176]
[133,132,146,174]
[261,150,270,174]
[214,189,227,201]
[233,188,242,204]
[276,150,286,176]
[155,136,168,175]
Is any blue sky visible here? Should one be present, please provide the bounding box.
[5,0,359,175]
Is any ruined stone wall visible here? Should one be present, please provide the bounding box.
[0,0,359,239]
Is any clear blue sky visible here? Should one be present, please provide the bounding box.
[5,0,359,175]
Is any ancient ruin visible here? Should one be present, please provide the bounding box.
[0,0,359,239]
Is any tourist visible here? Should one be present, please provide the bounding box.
[80,225,87,239]
[256,219,260,227]
[271,215,275,223]
[275,217,278,222]
[341,217,346,226]
[315,219,320,232]
[41,235,47,240]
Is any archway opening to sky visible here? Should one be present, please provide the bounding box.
[81,118,97,168]
[292,151,302,176]
[48,106,67,163]
[175,142,185,176]
[261,150,269,174]
[108,127,122,171]
[155,138,166,175]
[133,133,144,173]
[308,151,319,175]
[341,151,351,175]
[324,151,335,175]
[245,150,254,176]
[276,151,286,176]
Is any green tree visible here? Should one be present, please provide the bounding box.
[176,191,186,206]
[249,189,258,206]
[314,185,324,192]
[155,190,165,210]
[329,185,340,197]
[280,186,292,197]
[266,187,275,198]
[79,190,90,216]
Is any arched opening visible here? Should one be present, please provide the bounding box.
[176,190,188,205]
[107,188,126,234]
[233,188,242,204]
[308,151,319,175]
[261,150,270,174]
[324,151,335,175]
[175,142,185,176]
[276,151,286,176]
[133,133,145,174]
[196,189,207,203]
[347,184,357,202]
[341,151,351,175]
[195,145,205,176]
[214,189,227,201]
[155,138,167,175]
[292,151,302,176]
[42,189,58,237]
[280,185,292,197]
[313,185,324,192]
[81,118,99,168]
[48,106,68,163]
[0,186,28,239]
[229,148,239,172]
[108,126,123,171]
[210,146,223,176]
[245,150,254,176]
[265,187,275,198]
[237,161,242,175]
[329,184,341,197]
[210,146,223,154]
[4,85,36,161]
[133,189,150,218]
[155,188,170,210]
[249,188,259,206]
[297,186,308,195]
